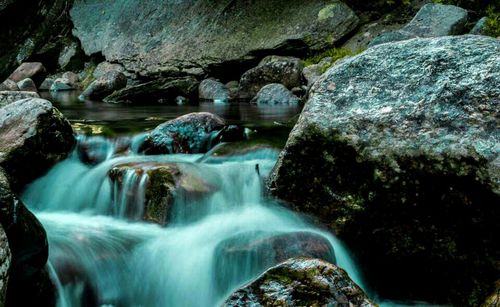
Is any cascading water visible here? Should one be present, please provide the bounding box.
[21,135,366,307]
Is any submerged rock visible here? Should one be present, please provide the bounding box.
[8,62,47,87]
[79,71,127,101]
[0,79,19,91]
[268,35,500,305]
[370,3,468,47]
[139,112,237,155]
[70,0,358,77]
[0,225,10,307]
[239,56,304,99]
[104,76,199,104]
[108,162,214,225]
[16,78,37,92]
[0,91,39,107]
[214,231,335,293]
[222,257,375,307]
[250,83,300,105]
[199,79,229,101]
[0,98,75,189]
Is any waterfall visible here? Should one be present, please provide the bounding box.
[21,135,366,307]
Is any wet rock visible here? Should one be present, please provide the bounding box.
[222,257,375,307]
[268,35,500,305]
[70,0,358,77]
[199,79,229,101]
[139,112,230,155]
[80,71,127,101]
[369,4,468,47]
[108,162,214,225]
[0,98,75,189]
[38,78,54,91]
[200,142,279,164]
[104,76,199,104]
[250,83,300,105]
[0,79,19,91]
[0,225,10,307]
[470,17,487,35]
[0,91,39,107]
[16,78,37,92]
[214,231,335,293]
[239,56,304,99]
[8,62,47,87]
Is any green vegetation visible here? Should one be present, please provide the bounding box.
[304,47,364,73]
[484,6,500,37]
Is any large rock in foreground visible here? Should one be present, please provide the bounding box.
[0,225,10,307]
[269,36,500,305]
[222,257,375,307]
[0,98,75,189]
[70,0,358,77]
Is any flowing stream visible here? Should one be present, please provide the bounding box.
[21,134,366,307]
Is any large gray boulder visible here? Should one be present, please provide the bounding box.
[0,91,39,107]
[8,62,47,87]
[222,258,375,307]
[370,3,468,47]
[70,0,358,77]
[0,98,75,189]
[239,56,304,99]
[268,35,500,305]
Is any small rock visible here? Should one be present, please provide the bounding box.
[79,71,127,101]
[302,57,333,87]
[250,83,300,105]
[8,62,47,86]
[38,78,54,91]
[0,79,19,91]
[0,91,40,107]
[470,17,487,35]
[16,78,37,92]
[225,81,239,100]
[222,258,375,307]
[50,77,75,91]
[199,79,229,101]
[62,71,80,85]
[93,61,126,80]
[175,96,188,105]
[239,56,304,99]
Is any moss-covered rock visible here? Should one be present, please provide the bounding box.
[222,257,375,306]
[268,35,500,305]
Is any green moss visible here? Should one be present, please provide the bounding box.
[484,6,500,37]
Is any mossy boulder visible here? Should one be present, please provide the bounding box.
[0,98,75,189]
[222,257,375,307]
[268,35,500,305]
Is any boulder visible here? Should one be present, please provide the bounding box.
[0,98,75,189]
[302,57,333,87]
[214,231,335,292]
[70,0,358,77]
[16,78,37,92]
[93,61,126,80]
[225,81,239,100]
[222,258,375,307]
[0,225,10,307]
[108,162,214,225]
[369,4,468,47]
[0,91,39,107]
[8,62,47,87]
[470,17,487,35]
[239,56,304,99]
[139,112,241,155]
[79,71,127,101]
[199,79,229,101]
[50,77,75,91]
[103,76,199,104]
[0,79,18,91]
[38,78,54,91]
[250,83,300,105]
[268,35,500,305]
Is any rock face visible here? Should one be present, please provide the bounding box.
[370,4,468,47]
[0,98,75,189]
[79,71,127,101]
[7,62,47,86]
[0,91,39,107]
[239,56,304,99]
[251,83,300,105]
[222,258,375,307]
[70,0,358,77]
[104,76,199,104]
[0,225,10,307]
[268,36,500,305]
[139,112,234,155]
[214,231,335,293]
[198,79,229,101]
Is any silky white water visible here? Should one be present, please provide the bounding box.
[21,136,366,307]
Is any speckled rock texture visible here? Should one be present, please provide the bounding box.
[0,91,39,107]
[222,257,375,307]
[250,83,301,105]
[70,0,358,77]
[199,79,230,101]
[0,225,10,307]
[269,35,500,305]
[0,98,75,189]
